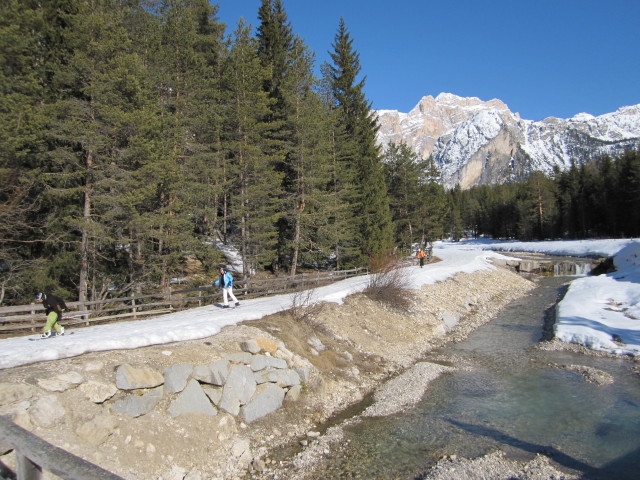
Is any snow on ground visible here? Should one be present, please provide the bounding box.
[1,239,638,370]
[439,238,640,356]
[0,249,506,370]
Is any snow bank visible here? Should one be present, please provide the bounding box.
[554,240,640,356]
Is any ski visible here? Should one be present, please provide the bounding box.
[28,331,75,341]
[214,303,239,309]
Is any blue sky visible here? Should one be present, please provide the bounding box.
[214,0,639,121]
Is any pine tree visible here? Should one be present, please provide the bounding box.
[326,18,393,265]
[280,37,333,275]
[222,20,283,275]
[0,0,56,302]
[615,149,640,237]
[383,142,423,252]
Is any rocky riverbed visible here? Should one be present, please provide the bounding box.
[0,263,587,480]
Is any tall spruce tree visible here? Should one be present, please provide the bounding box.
[326,18,393,265]
[280,37,333,275]
[0,0,60,302]
[223,20,283,275]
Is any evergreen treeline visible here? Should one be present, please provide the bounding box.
[1,1,637,306]
[1,0,400,304]
[447,150,640,242]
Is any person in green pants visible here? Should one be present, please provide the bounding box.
[35,292,67,338]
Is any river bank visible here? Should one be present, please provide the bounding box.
[1,261,539,479]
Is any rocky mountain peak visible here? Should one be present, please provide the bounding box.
[375,94,640,189]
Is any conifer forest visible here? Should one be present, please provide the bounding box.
[1,0,638,305]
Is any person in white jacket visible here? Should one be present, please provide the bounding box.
[213,267,240,308]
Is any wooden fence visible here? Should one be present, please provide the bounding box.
[0,415,123,479]
[0,268,367,336]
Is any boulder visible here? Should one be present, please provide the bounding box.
[285,384,302,403]
[219,365,256,416]
[193,359,229,386]
[202,386,223,406]
[80,380,117,403]
[224,352,253,364]
[265,369,300,388]
[240,383,285,423]
[57,371,84,385]
[112,386,163,417]
[239,339,260,354]
[168,379,217,418]
[37,378,74,393]
[250,355,287,372]
[255,338,279,355]
[115,364,163,390]
[163,363,193,394]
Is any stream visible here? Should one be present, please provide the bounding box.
[310,274,640,479]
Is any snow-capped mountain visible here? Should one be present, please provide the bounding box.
[375,93,640,189]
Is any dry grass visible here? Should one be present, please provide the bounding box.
[363,254,414,312]
[288,286,325,324]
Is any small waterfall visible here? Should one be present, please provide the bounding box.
[553,260,592,277]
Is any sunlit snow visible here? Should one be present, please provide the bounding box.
[1,239,637,370]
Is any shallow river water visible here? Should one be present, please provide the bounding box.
[316,275,640,479]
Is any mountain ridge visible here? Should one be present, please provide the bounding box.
[375,93,640,189]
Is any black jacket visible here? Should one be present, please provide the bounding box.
[42,293,67,316]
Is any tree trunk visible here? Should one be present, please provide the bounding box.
[78,149,93,305]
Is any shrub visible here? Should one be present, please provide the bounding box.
[288,286,325,324]
[363,254,414,311]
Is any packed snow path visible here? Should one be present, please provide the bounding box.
[1,239,638,369]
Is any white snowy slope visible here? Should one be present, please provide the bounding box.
[375,94,640,189]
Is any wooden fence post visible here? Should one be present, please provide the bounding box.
[30,303,36,332]
[16,451,43,480]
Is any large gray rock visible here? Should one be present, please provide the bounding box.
[219,365,256,416]
[115,364,163,390]
[240,383,285,423]
[253,369,275,385]
[192,359,229,386]
[239,339,260,354]
[224,352,253,364]
[163,363,193,394]
[37,371,85,393]
[202,386,223,406]
[112,386,163,417]
[250,355,287,372]
[58,371,85,385]
[79,380,117,403]
[168,379,217,418]
[265,369,300,388]
[284,384,302,403]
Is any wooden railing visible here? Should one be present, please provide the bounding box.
[0,268,367,335]
[0,416,123,479]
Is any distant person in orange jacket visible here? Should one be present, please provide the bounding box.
[417,248,426,268]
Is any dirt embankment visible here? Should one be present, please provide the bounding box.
[0,265,536,480]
